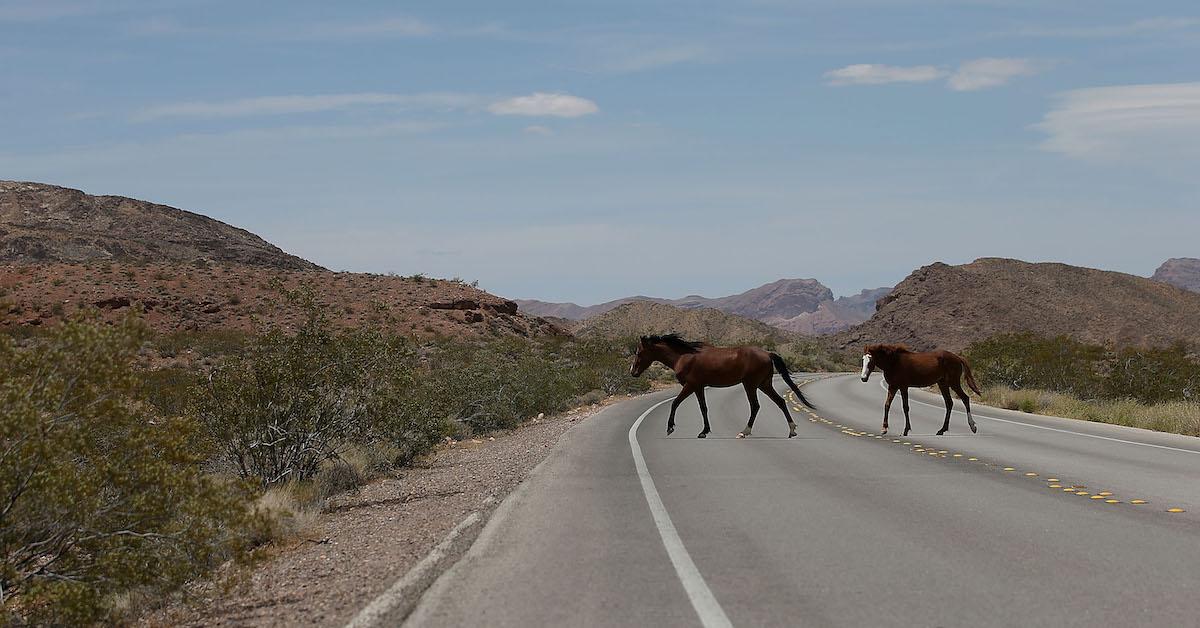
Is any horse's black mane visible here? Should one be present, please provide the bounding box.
[642,334,706,354]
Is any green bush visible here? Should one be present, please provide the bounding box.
[966,333,1199,405]
[0,318,255,625]
[196,301,431,486]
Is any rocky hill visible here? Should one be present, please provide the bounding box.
[0,181,320,270]
[836,258,1200,352]
[574,301,797,346]
[1151,258,1200,293]
[0,181,563,340]
[518,278,885,334]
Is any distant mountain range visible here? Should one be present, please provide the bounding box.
[517,279,890,335]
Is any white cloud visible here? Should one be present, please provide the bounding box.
[286,17,435,40]
[488,93,599,118]
[1016,17,1200,39]
[826,58,1041,90]
[947,57,1037,91]
[824,64,946,86]
[600,45,708,73]
[1036,82,1200,160]
[136,92,481,120]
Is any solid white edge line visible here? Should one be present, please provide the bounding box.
[873,378,1200,456]
[629,398,734,628]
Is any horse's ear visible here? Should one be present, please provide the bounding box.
[639,336,649,348]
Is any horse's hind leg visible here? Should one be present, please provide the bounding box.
[760,383,798,438]
[737,383,760,438]
[900,388,912,437]
[951,382,978,433]
[695,387,711,439]
[936,383,953,435]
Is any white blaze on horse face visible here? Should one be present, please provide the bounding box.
[861,354,872,381]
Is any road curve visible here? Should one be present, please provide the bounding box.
[404,374,1200,627]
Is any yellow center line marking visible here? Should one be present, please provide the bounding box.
[1098,492,1112,496]
[1047,478,1060,482]
[1075,492,1090,496]
[1063,488,1078,492]
[1025,472,1038,477]
[1090,495,1106,500]
[968,457,978,461]
[1048,484,1062,488]
[1003,467,1015,471]
[1167,508,1185,513]
[952,453,962,457]
[1105,499,1121,504]
[1130,500,1148,504]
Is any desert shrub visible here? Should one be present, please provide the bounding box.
[0,318,255,625]
[778,338,857,373]
[967,333,1199,404]
[195,298,426,486]
[1104,344,1199,403]
[415,336,649,434]
[979,385,1200,437]
[154,329,253,359]
[965,333,1107,398]
[139,367,201,418]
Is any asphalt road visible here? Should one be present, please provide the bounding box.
[404,374,1200,627]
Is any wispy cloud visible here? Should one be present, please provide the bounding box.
[1036,82,1200,161]
[824,64,946,86]
[1016,16,1200,39]
[282,16,436,41]
[827,57,1040,90]
[598,45,708,73]
[488,93,599,118]
[947,57,1037,91]
[135,92,482,120]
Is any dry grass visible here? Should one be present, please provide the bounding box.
[979,385,1200,437]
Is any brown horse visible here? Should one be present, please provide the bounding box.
[860,344,982,436]
[630,334,813,438]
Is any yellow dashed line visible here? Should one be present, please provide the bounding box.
[1047,478,1060,482]
[1025,472,1038,477]
[1003,467,1015,472]
[1167,508,1185,513]
[1105,499,1121,504]
[1097,492,1112,496]
[952,453,962,458]
[968,457,978,461]
[1130,500,1148,504]
[1090,495,1106,500]
[1048,484,1062,488]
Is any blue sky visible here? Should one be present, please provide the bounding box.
[2,0,1198,303]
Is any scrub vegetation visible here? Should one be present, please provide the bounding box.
[965,333,1200,436]
[0,290,648,624]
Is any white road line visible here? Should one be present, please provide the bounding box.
[628,399,733,628]
[871,379,1200,456]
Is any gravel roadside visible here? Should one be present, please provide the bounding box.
[147,394,641,627]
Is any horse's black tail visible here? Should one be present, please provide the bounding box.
[770,352,814,408]
[961,358,982,396]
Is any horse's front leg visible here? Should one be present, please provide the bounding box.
[900,388,912,437]
[695,387,711,438]
[666,384,696,436]
[882,386,897,435]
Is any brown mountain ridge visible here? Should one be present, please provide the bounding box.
[837,257,1200,353]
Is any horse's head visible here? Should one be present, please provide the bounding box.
[861,344,907,382]
[630,336,655,377]
[860,347,875,382]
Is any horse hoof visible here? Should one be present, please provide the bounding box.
[970,424,978,434]
[788,432,797,439]
[881,428,888,435]
[736,432,747,439]
[666,427,674,436]
[697,432,708,439]
[936,430,947,436]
